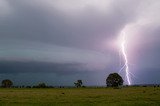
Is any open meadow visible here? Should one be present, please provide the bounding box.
[0,87,159,106]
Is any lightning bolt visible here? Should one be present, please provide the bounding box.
[120,31,131,85]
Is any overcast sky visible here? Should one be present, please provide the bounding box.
[0,0,160,86]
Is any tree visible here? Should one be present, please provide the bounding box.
[1,79,13,88]
[74,80,83,88]
[106,73,123,87]
[37,83,47,88]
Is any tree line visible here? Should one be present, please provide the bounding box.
[1,73,124,88]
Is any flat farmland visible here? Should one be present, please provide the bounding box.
[0,87,159,106]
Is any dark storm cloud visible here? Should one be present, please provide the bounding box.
[1,0,139,73]
[0,61,87,75]
[134,68,160,84]
[0,0,160,85]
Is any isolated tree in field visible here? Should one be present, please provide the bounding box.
[74,80,83,87]
[1,79,13,88]
[106,73,123,87]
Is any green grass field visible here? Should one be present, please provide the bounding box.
[0,87,159,106]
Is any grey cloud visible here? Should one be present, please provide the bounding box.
[134,68,160,84]
[0,0,160,85]
[0,61,86,74]
[0,61,110,86]
[1,0,140,50]
[0,41,110,70]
